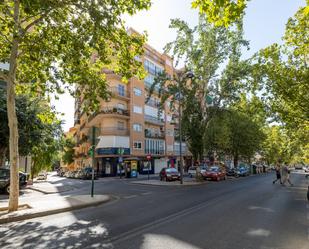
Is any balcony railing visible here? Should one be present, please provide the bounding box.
[88,107,129,123]
[145,98,160,108]
[101,127,129,136]
[145,129,165,138]
[110,86,130,99]
[144,115,165,125]
[144,148,165,155]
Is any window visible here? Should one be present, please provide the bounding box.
[133,105,143,114]
[133,123,142,132]
[133,87,142,96]
[117,121,125,130]
[144,59,164,76]
[133,141,142,149]
[118,84,125,96]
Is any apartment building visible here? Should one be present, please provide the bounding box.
[73,29,191,177]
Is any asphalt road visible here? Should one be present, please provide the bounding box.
[0,172,308,249]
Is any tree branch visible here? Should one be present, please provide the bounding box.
[0,71,9,82]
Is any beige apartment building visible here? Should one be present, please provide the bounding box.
[73,29,191,177]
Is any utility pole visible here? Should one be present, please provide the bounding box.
[91,126,95,197]
[178,93,184,184]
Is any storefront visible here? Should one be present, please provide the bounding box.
[96,147,130,177]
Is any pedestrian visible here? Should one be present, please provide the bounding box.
[273,163,282,184]
[119,163,123,179]
[282,163,293,186]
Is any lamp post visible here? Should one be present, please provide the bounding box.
[176,70,194,184]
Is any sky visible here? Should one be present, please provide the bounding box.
[53,0,306,132]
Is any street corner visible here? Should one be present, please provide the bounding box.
[0,194,112,224]
[130,179,207,187]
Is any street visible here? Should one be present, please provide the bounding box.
[0,172,308,249]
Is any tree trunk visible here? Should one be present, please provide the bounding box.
[8,0,20,212]
[233,153,239,168]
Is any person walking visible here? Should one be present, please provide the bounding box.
[273,163,282,184]
[282,163,293,186]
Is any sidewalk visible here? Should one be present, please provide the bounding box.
[27,182,75,194]
[0,194,111,224]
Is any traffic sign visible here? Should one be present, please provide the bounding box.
[146,154,151,160]
[118,157,123,163]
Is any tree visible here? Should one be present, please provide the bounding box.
[252,3,309,128]
[62,137,75,165]
[149,17,250,161]
[192,0,248,27]
[204,109,265,167]
[31,122,62,177]
[0,88,59,164]
[0,0,150,211]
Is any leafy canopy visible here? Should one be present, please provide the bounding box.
[0,0,151,110]
[192,0,248,27]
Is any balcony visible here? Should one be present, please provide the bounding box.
[109,86,130,100]
[144,115,165,126]
[145,98,160,108]
[88,106,130,126]
[144,148,165,155]
[100,127,129,136]
[144,129,165,139]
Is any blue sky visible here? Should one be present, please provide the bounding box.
[55,0,306,132]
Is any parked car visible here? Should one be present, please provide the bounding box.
[57,168,66,177]
[0,168,27,194]
[188,166,207,177]
[226,167,236,177]
[188,166,197,178]
[203,166,226,181]
[37,172,47,180]
[235,166,250,177]
[159,167,180,181]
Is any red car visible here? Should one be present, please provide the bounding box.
[159,168,180,181]
[203,166,226,181]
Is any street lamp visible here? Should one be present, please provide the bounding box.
[175,70,194,184]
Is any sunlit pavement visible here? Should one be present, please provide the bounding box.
[0,172,308,249]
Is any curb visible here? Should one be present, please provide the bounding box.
[0,196,111,224]
[130,181,207,187]
[27,186,75,194]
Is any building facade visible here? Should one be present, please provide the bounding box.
[73,29,191,177]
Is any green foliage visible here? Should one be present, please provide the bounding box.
[261,123,309,165]
[0,88,59,155]
[0,88,62,174]
[204,109,265,165]
[31,122,62,176]
[252,3,309,128]
[61,136,75,165]
[0,0,151,111]
[192,0,248,27]
[149,17,252,161]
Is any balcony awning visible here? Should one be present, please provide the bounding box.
[96,136,130,149]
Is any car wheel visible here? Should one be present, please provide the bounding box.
[6,185,10,194]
